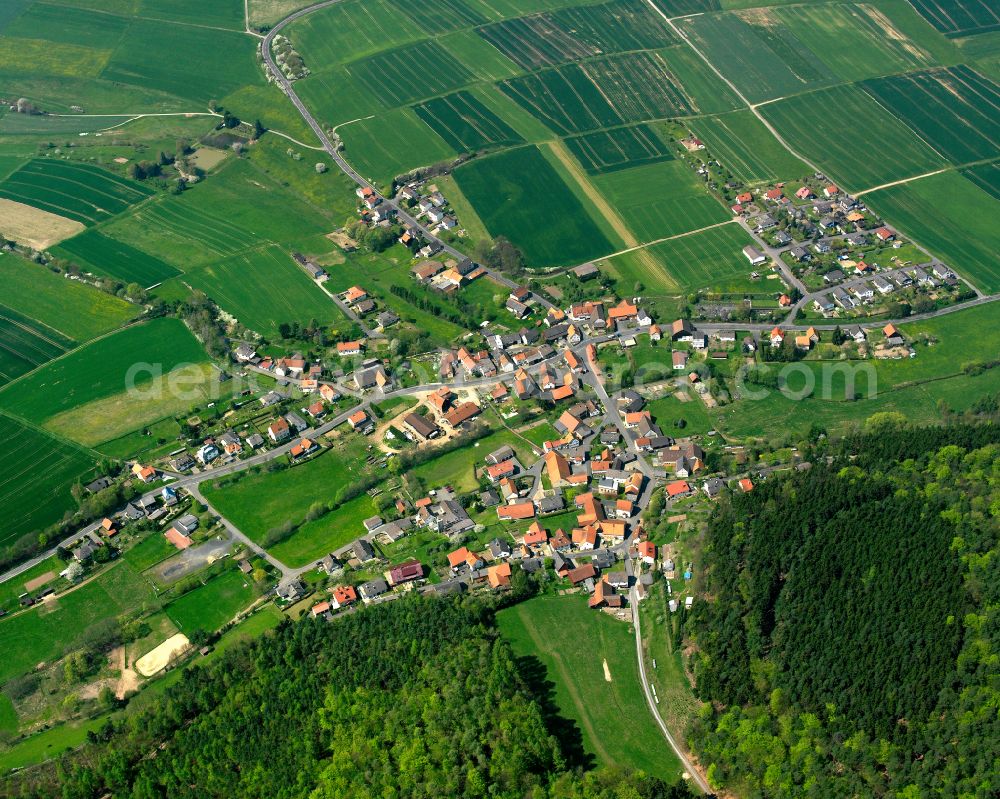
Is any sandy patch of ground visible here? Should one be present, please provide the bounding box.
[24,571,56,592]
[0,198,85,248]
[135,633,190,677]
[190,146,230,171]
[602,658,612,682]
[113,646,139,699]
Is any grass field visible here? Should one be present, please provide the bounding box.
[165,569,255,634]
[499,51,698,136]
[477,0,675,70]
[0,304,74,386]
[0,318,209,426]
[411,429,533,493]
[0,158,151,226]
[760,84,947,189]
[320,246,467,346]
[602,221,753,293]
[0,415,95,547]
[53,230,181,287]
[123,533,175,573]
[340,108,457,187]
[0,715,106,773]
[455,146,614,268]
[269,492,378,567]
[862,66,1000,166]
[202,440,372,543]
[497,595,684,784]
[0,562,154,685]
[690,110,810,184]
[414,90,524,154]
[185,245,340,336]
[564,124,674,175]
[103,159,330,272]
[593,160,730,242]
[101,21,261,105]
[389,0,486,33]
[908,0,1000,37]
[647,393,715,436]
[713,302,1000,439]
[136,0,245,29]
[864,171,1000,293]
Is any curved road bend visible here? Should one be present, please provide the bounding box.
[259,6,556,313]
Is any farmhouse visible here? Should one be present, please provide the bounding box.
[403,412,440,441]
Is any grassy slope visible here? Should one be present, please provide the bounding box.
[498,594,685,783]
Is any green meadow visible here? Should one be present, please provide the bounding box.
[0,318,209,425]
[498,595,685,784]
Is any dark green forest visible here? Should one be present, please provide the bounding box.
[688,424,1000,797]
[3,596,694,799]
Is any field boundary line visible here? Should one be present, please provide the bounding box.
[645,0,824,178]
[592,218,737,265]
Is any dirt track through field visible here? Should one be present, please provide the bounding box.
[547,141,665,282]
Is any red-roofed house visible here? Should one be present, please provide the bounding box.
[498,502,535,521]
[332,585,357,608]
[666,480,691,498]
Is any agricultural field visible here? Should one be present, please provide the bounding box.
[908,0,1000,37]
[865,170,1000,294]
[477,0,675,70]
[564,124,674,175]
[649,0,720,14]
[689,111,809,184]
[340,108,457,187]
[249,0,316,28]
[0,197,85,249]
[44,361,229,448]
[0,159,152,226]
[454,146,614,268]
[499,51,698,136]
[136,0,245,30]
[3,2,129,49]
[759,84,947,189]
[165,569,256,635]
[101,21,261,106]
[592,160,730,242]
[351,39,474,107]
[0,255,137,342]
[862,66,1000,166]
[185,245,340,337]
[104,159,330,272]
[962,160,1000,200]
[414,91,524,153]
[53,230,181,287]
[288,0,420,67]
[0,561,154,686]
[773,3,936,83]
[601,221,755,294]
[677,11,836,104]
[0,415,96,548]
[0,318,209,427]
[497,595,684,784]
[389,0,486,34]
[0,305,74,387]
